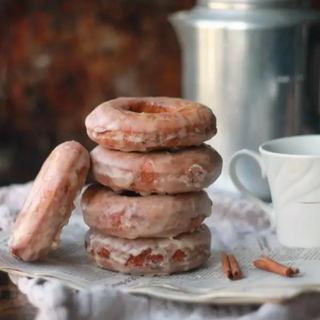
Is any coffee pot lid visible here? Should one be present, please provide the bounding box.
[198,0,306,2]
[197,0,309,4]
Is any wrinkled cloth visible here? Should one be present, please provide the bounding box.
[1,182,320,320]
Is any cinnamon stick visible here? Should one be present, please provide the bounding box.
[228,254,243,280]
[262,256,294,277]
[253,256,299,277]
[253,259,271,272]
[221,252,232,279]
[221,252,243,280]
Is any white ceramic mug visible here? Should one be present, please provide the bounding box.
[229,135,320,248]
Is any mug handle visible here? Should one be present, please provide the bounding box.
[229,149,275,229]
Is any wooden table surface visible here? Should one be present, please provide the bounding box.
[0,271,37,320]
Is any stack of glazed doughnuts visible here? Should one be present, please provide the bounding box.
[7,97,222,274]
[82,97,223,275]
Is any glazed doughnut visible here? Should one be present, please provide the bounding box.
[90,144,222,194]
[85,97,217,152]
[85,225,211,275]
[81,184,212,239]
[9,141,90,262]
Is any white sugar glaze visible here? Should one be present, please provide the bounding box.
[90,144,222,194]
[85,97,217,152]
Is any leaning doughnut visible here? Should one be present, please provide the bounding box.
[90,144,222,195]
[9,141,90,262]
[85,97,217,152]
[85,225,211,275]
[81,184,212,239]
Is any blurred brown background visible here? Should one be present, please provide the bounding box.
[1,0,320,186]
[0,0,196,186]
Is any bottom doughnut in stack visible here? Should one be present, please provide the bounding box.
[85,225,211,275]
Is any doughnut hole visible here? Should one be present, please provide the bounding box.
[128,101,170,113]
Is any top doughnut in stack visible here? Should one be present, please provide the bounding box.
[82,97,223,275]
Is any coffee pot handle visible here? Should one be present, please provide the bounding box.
[229,149,275,229]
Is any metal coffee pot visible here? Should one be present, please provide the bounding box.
[169,0,320,200]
